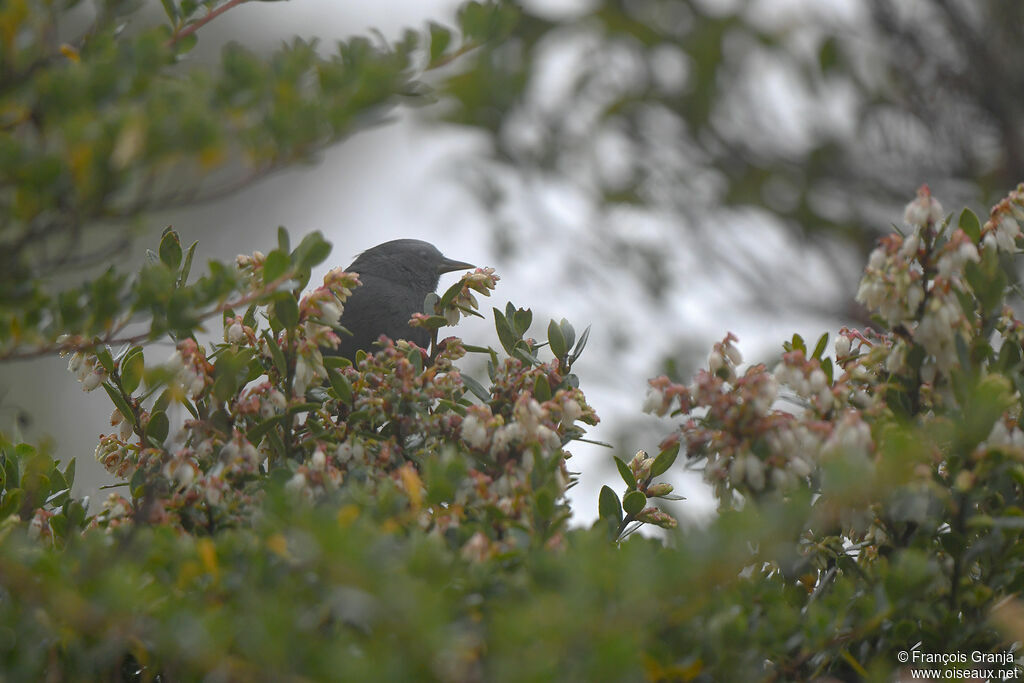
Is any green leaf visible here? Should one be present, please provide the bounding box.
[65,499,87,530]
[63,459,76,490]
[181,399,199,420]
[570,324,591,362]
[277,226,290,254]
[461,373,491,403]
[274,295,300,330]
[650,443,679,477]
[407,347,424,373]
[213,347,253,402]
[533,374,552,402]
[622,490,646,516]
[174,32,198,54]
[95,346,115,374]
[2,453,19,490]
[102,382,135,427]
[160,0,179,21]
[547,319,567,359]
[818,35,839,72]
[178,240,199,286]
[292,231,332,271]
[998,337,1022,371]
[130,466,147,500]
[438,278,465,309]
[559,319,575,352]
[287,402,321,416]
[812,333,829,361]
[146,411,170,445]
[0,490,22,519]
[264,249,290,285]
[787,334,806,354]
[242,304,258,328]
[247,415,286,443]
[262,331,287,376]
[512,307,532,337]
[327,368,353,404]
[428,21,452,63]
[598,485,623,524]
[512,346,539,367]
[120,346,145,394]
[415,315,449,330]
[167,289,199,335]
[614,456,637,490]
[45,487,69,507]
[961,375,1014,450]
[323,355,352,370]
[493,308,516,355]
[959,208,982,243]
[158,229,183,269]
[534,487,555,519]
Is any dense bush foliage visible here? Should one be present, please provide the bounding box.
[5,1,1024,681]
[6,186,1024,680]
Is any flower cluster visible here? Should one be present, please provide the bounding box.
[981,182,1024,253]
[855,233,925,326]
[639,186,1024,529]
[224,315,255,346]
[855,185,1006,374]
[298,267,359,347]
[234,250,267,288]
[439,267,500,325]
[642,322,897,505]
[63,349,107,392]
[167,339,213,400]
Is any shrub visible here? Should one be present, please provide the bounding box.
[3,185,1024,679]
[5,1,1024,680]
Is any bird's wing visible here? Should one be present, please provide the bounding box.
[336,273,431,358]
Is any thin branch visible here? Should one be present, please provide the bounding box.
[426,40,481,71]
[166,0,249,49]
[0,272,295,362]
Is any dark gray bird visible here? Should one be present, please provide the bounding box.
[331,239,474,360]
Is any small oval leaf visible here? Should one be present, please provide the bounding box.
[461,374,491,403]
[158,229,182,269]
[120,347,145,394]
[327,368,353,404]
[274,295,300,330]
[548,319,567,359]
[614,456,637,490]
[598,485,623,523]
[146,411,169,445]
[622,490,647,516]
[650,443,680,478]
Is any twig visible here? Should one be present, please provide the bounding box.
[166,0,248,48]
[0,272,295,362]
[426,41,481,71]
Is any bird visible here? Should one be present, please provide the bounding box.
[330,239,475,361]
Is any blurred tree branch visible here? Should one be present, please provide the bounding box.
[433,0,1024,339]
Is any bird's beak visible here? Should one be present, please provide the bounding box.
[436,257,475,274]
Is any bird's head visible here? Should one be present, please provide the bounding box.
[349,239,474,292]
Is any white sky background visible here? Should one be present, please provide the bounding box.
[1,0,864,526]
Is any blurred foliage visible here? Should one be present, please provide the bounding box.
[4,1,1024,680]
[0,0,517,358]
[434,0,1024,313]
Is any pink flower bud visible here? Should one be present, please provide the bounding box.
[646,483,674,497]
